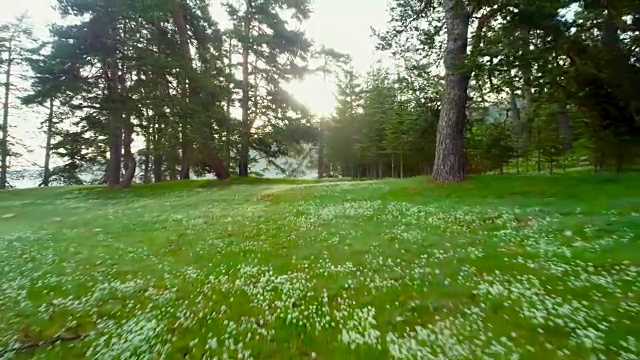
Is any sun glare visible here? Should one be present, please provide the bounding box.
[287,73,337,118]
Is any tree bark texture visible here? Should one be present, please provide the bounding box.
[432,0,469,182]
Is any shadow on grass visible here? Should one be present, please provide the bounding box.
[69,177,324,199]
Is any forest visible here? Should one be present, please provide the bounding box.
[1,1,639,358]
[0,0,638,189]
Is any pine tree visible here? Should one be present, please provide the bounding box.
[0,14,35,189]
[224,0,313,176]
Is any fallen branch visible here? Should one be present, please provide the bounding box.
[0,333,88,357]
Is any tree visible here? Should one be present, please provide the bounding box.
[26,0,234,189]
[379,0,508,182]
[224,0,314,177]
[310,46,351,178]
[0,14,34,189]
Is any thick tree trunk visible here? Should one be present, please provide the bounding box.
[107,124,122,188]
[0,45,12,190]
[205,153,230,180]
[432,0,469,183]
[153,153,163,182]
[120,121,136,188]
[42,98,54,187]
[239,0,252,177]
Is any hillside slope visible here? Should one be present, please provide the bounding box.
[1,175,639,359]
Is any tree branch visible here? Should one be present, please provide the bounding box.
[469,5,508,57]
[397,0,433,34]
[0,333,88,357]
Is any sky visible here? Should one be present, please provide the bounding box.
[1,0,391,169]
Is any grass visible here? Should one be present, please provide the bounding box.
[0,174,639,359]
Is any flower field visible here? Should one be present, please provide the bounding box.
[0,175,638,359]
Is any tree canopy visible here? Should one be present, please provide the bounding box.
[0,0,638,188]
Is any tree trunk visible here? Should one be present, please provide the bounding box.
[317,130,325,178]
[225,39,233,171]
[180,125,191,180]
[153,153,163,182]
[509,87,525,162]
[432,0,469,183]
[205,152,230,180]
[521,28,534,126]
[173,4,193,181]
[42,98,54,187]
[168,153,178,181]
[120,120,136,188]
[238,0,252,177]
[391,153,395,178]
[105,57,122,188]
[400,153,404,178]
[143,140,151,184]
[152,118,164,183]
[0,44,13,190]
[555,101,572,151]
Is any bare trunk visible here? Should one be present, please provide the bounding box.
[169,154,178,181]
[42,98,54,186]
[225,39,233,171]
[105,57,122,188]
[204,151,230,180]
[432,0,469,182]
[509,88,525,159]
[521,28,533,125]
[391,153,395,178]
[173,4,193,180]
[152,118,164,183]
[0,45,12,190]
[537,129,542,173]
[153,153,163,182]
[555,101,572,150]
[317,129,325,178]
[180,125,191,180]
[120,121,136,188]
[239,0,252,177]
[143,136,151,184]
[400,153,404,178]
